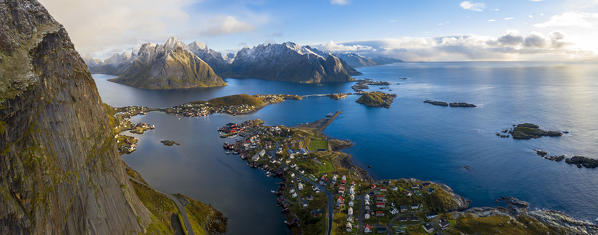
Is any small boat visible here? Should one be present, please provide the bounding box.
[225,151,231,155]
[271,190,277,194]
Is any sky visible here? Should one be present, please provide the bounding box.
[39,0,598,61]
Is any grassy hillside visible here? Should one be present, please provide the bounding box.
[194,94,266,107]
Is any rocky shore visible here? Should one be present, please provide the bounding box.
[506,123,563,139]
[532,149,598,169]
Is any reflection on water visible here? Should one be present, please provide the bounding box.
[96,62,598,234]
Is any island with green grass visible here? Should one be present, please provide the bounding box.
[356,92,397,108]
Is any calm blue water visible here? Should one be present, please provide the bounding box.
[94,61,598,234]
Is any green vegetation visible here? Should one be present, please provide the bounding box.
[131,180,179,234]
[356,91,396,108]
[176,194,228,235]
[309,138,329,152]
[196,94,266,107]
[511,123,562,139]
[450,214,558,234]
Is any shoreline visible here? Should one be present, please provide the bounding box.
[110,96,598,234]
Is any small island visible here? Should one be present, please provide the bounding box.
[424,100,476,108]
[565,156,598,168]
[509,123,563,139]
[449,102,476,108]
[161,140,180,146]
[424,100,449,106]
[351,79,391,92]
[356,91,396,108]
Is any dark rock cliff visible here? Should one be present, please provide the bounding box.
[0,0,151,234]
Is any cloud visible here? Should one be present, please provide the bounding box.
[460,1,485,12]
[318,40,374,52]
[534,11,598,28]
[200,16,255,36]
[504,17,515,20]
[38,0,265,58]
[330,0,349,5]
[488,19,496,22]
[315,32,593,61]
[497,34,523,45]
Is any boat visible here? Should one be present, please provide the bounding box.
[271,190,277,194]
[225,151,231,155]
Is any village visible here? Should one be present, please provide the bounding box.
[216,117,468,235]
[105,105,157,154]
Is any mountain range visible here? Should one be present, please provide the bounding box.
[87,39,400,88]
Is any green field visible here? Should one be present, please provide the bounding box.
[310,138,328,151]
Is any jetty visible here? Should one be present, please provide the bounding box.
[296,110,342,132]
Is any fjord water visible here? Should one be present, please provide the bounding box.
[94,61,598,234]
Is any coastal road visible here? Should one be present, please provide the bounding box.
[291,169,334,235]
[128,177,196,235]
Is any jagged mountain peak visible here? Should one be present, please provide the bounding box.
[163,36,186,51]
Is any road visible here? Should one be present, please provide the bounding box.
[291,169,334,235]
[128,177,196,235]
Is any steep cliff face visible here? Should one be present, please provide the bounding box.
[0,0,152,234]
[110,37,226,89]
[229,42,357,83]
[187,41,230,76]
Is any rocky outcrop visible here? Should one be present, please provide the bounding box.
[0,0,152,234]
[565,156,598,168]
[510,123,563,139]
[529,210,598,234]
[109,37,226,89]
[424,100,449,106]
[449,102,476,108]
[356,91,396,108]
[228,42,358,83]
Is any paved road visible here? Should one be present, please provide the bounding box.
[129,177,196,235]
[291,170,333,235]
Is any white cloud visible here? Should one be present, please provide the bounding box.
[460,1,485,12]
[530,0,544,2]
[504,17,515,20]
[201,16,256,36]
[316,32,594,61]
[534,11,598,28]
[38,0,264,58]
[488,19,497,22]
[534,11,598,52]
[319,40,374,52]
[330,0,349,5]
